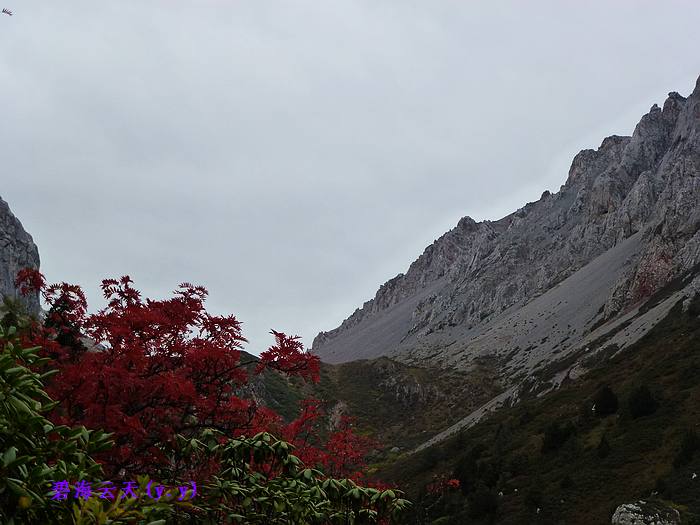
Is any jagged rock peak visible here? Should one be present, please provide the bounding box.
[456,215,478,230]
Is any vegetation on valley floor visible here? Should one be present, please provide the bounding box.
[377,293,700,524]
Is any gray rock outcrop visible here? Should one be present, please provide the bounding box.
[611,501,681,525]
[0,196,40,314]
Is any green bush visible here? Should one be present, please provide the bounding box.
[0,325,112,524]
[559,474,574,489]
[467,484,499,518]
[592,385,618,417]
[453,445,487,494]
[597,435,611,458]
[541,421,575,453]
[524,486,543,510]
[628,385,658,419]
[673,429,700,468]
[0,324,411,524]
[72,430,413,524]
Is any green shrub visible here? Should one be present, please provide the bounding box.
[467,484,499,518]
[628,385,658,419]
[453,445,486,494]
[673,429,700,468]
[559,474,574,489]
[508,454,528,476]
[0,325,112,524]
[172,430,411,523]
[518,408,534,426]
[597,435,611,458]
[541,421,575,453]
[593,385,618,417]
[524,486,543,509]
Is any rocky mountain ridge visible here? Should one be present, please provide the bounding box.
[313,77,700,368]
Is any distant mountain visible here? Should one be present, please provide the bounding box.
[0,196,40,314]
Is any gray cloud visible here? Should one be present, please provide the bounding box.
[2,0,699,353]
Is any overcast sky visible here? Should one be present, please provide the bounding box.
[2,1,699,354]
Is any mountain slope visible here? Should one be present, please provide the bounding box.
[381,291,700,524]
[312,75,700,454]
[313,77,700,371]
[313,357,501,452]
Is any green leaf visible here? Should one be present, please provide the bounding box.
[2,446,18,467]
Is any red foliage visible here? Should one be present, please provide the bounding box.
[17,270,334,479]
[15,267,45,296]
[282,398,324,451]
[426,474,461,495]
[256,330,320,383]
[321,416,375,480]
[283,406,375,481]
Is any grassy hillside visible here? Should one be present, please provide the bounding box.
[249,351,501,452]
[376,294,700,524]
[314,357,501,452]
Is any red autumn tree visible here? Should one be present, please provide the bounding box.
[280,399,375,483]
[321,416,375,480]
[15,270,335,480]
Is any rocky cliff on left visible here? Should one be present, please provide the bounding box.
[0,196,40,314]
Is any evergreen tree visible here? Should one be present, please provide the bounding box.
[628,385,658,419]
[592,385,618,417]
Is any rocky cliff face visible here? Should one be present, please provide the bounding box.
[313,76,700,392]
[0,196,40,314]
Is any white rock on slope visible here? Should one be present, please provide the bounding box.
[611,501,680,525]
